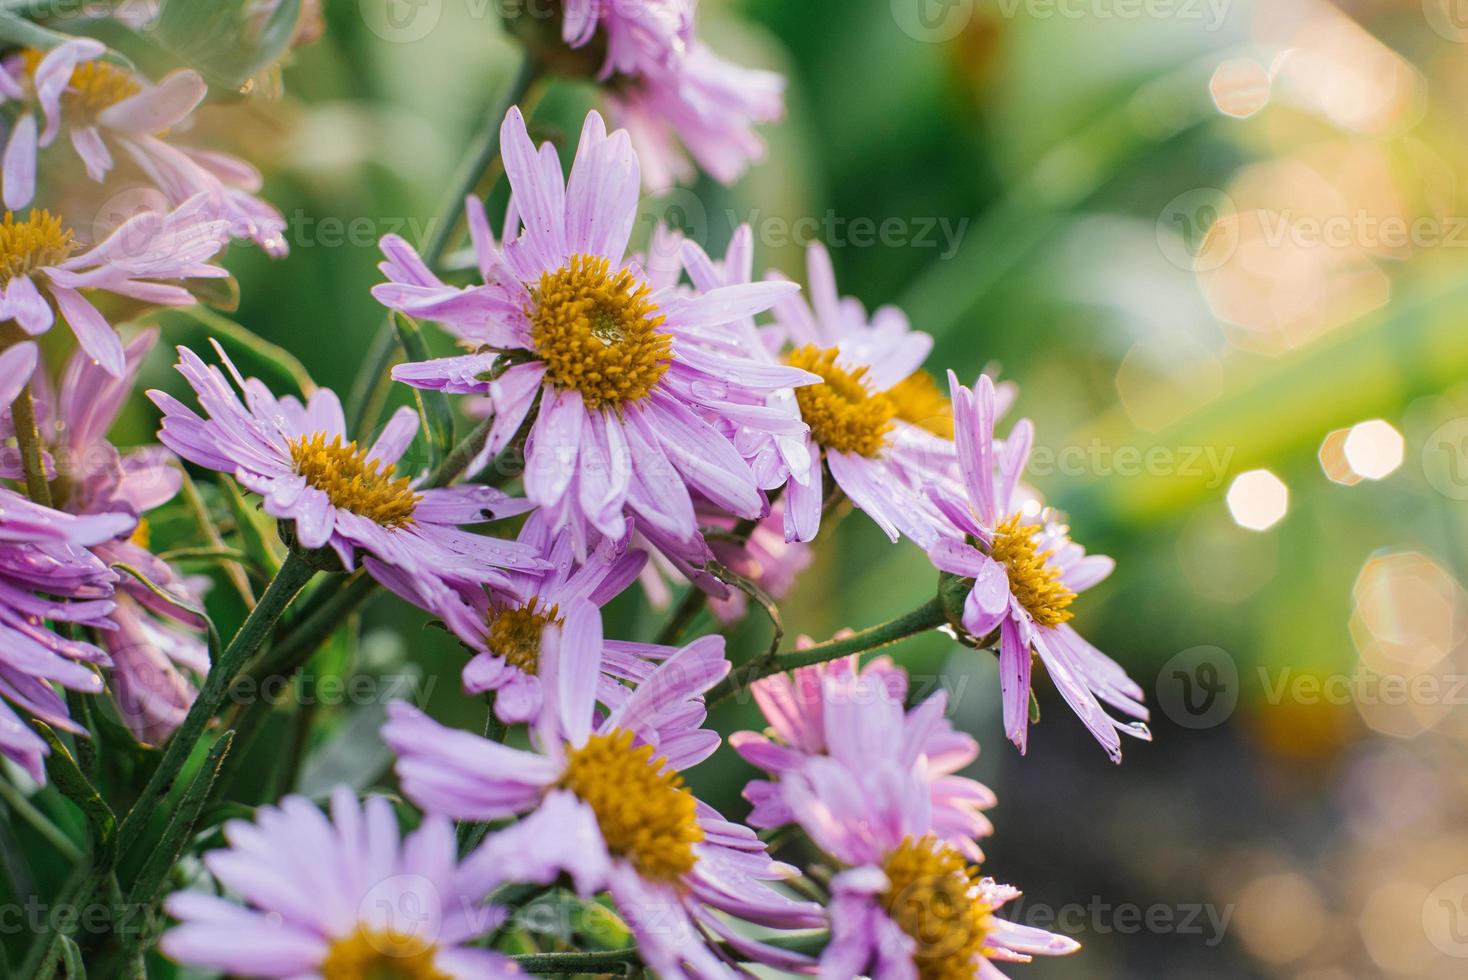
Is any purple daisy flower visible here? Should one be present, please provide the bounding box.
[382,618,825,978]
[24,329,210,744]
[0,345,138,777]
[0,39,287,254]
[783,753,1078,979]
[0,482,134,781]
[607,42,786,190]
[148,341,542,587]
[366,511,666,726]
[768,241,957,547]
[0,192,228,377]
[560,0,693,80]
[162,785,519,978]
[928,373,1150,763]
[732,653,996,861]
[373,107,815,559]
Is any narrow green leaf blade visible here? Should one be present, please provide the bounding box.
[392,312,455,470]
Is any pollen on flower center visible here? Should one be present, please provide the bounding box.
[989,513,1075,628]
[881,835,995,980]
[486,598,562,674]
[321,927,448,980]
[559,729,704,885]
[784,345,895,458]
[128,518,151,550]
[287,433,420,529]
[22,49,141,118]
[530,253,672,411]
[0,210,75,286]
[888,369,954,439]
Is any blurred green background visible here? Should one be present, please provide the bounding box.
[108,0,1468,976]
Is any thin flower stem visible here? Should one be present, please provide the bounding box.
[345,54,545,439]
[512,949,639,974]
[705,597,949,706]
[115,551,316,852]
[10,384,50,506]
[652,486,786,646]
[456,694,502,855]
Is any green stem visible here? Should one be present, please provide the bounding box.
[456,694,503,855]
[249,572,376,684]
[115,552,315,852]
[511,949,639,973]
[345,54,544,439]
[427,414,494,489]
[706,597,948,706]
[10,384,50,505]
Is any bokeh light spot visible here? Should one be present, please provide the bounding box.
[1343,419,1404,480]
[1210,58,1271,119]
[1227,470,1288,531]
[1318,428,1361,486]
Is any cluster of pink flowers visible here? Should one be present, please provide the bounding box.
[0,9,1153,980]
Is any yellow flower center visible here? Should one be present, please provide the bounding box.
[989,513,1074,628]
[22,49,142,119]
[881,835,995,980]
[530,254,672,411]
[559,729,704,885]
[321,928,448,980]
[784,345,895,458]
[486,598,562,674]
[128,517,151,551]
[287,433,420,529]
[888,369,954,439]
[0,210,75,286]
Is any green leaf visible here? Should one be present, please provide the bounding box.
[160,306,315,400]
[187,272,241,314]
[221,476,285,581]
[110,562,222,664]
[32,724,115,872]
[123,733,233,914]
[150,0,300,91]
[57,936,84,980]
[392,312,455,471]
[0,11,132,68]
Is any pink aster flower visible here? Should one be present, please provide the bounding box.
[0,193,228,377]
[162,785,519,978]
[149,341,542,586]
[366,511,667,726]
[382,618,824,978]
[25,330,210,744]
[928,373,1150,763]
[606,42,786,190]
[769,241,956,547]
[733,653,996,860]
[784,754,1078,980]
[0,484,134,781]
[560,0,693,79]
[0,39,287,254]
[373,107,815,559]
